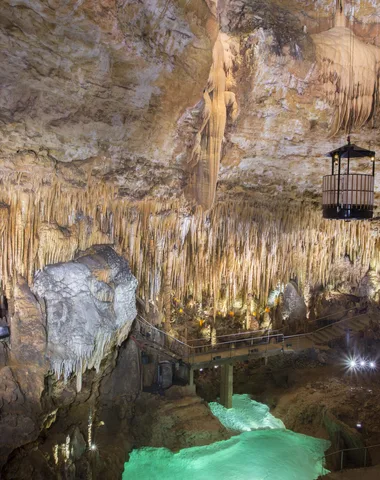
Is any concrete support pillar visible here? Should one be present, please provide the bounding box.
[220,363,233,409]
[189,367,194,386]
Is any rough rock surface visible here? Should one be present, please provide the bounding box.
[282,281,307,324]
[2,335,229,480]
[0,0,216,198]
[0,278,46,469]
[1,0,379,203]
[131,386,230,451]
[33,245,138,385]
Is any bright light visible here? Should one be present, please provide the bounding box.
[360,360,366,367]
[199,368,203,372]
[90,444,97,451]
[349,360,357,369]
[356,422,362,428]
[214,365,218,369]
[369,361,376,369]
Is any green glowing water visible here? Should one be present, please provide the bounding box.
[123,395,330,480]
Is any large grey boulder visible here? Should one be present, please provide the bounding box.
[33,246,137,390]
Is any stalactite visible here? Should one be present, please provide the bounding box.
[1,181,379,320]
[312,0,380,136]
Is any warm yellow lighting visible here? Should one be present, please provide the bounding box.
[371,156,375,162]
[53,444,59,465]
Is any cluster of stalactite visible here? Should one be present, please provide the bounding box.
[312,2,380,136]
[1,181,379,322]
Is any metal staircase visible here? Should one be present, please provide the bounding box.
[308,312,372,345]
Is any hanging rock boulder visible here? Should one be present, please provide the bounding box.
[33,245,138,390]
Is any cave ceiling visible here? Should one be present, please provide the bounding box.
[0,0,379,206]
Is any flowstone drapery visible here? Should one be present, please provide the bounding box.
[312,1,380,136]
[186,33,238,210]
[33,245,137,391]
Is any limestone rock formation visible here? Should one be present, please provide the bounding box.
[186,32,238,210]
[312,1,380,136]
[33,245,138,390]
[0,279,46,470]
[282,281,308,324]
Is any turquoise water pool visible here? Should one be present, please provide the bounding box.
[123,394,330,480]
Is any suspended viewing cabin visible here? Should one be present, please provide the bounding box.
[322,138,376,220]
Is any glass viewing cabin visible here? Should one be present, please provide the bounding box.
[323,138,376,220]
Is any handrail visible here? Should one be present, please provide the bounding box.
[323,443,380,460]
[308,306,366,324]
[308,311,370,335]
[193,333,284,350]
[319,442,380,474]
[188,328,282,347]
[187,328,280,344]
[136,314,190,347]
[134,307,375,361]
[186,307,368,346]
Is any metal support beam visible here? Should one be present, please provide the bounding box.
[220,363,233,409]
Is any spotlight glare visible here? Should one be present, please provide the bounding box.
[199,368,203,372]
[214,365,218,369]
[369,361,376,369]
[360,360,366,367]
[349,360,357,369]
[90,444,97,451]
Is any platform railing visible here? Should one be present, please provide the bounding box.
[134,308,375,365]
[134,315,191,359]
[319,443,380,476]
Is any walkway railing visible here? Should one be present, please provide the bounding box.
[133,308,374,365]
[319,443,380,476]
[134,315,190,359]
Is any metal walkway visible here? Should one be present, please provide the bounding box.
[133,309,375,370]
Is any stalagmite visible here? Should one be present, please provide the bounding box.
[312,0,380,136]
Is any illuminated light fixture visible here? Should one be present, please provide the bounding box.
[360,360,366,367]
[214,365,218,369]
[349,359,357,369]
[356,422,362,429]
[323,136,376,220]
[90,444,97,451]
[369,361,376,369]
[199,368,203,372]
